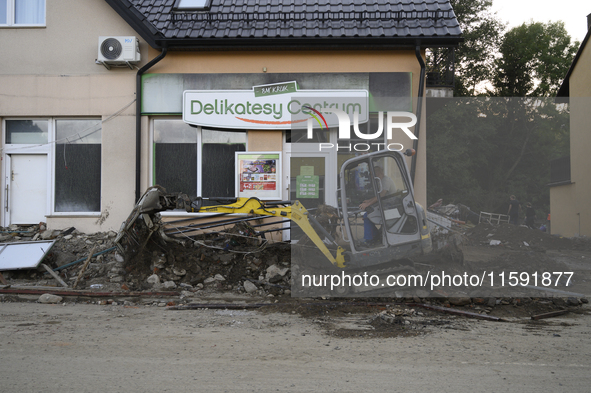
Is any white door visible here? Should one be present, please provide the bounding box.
[282,130,337,241]
[8,154,48,224]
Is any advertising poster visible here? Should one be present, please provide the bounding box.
[236,152,281,200]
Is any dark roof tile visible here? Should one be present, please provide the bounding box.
[112,0,461,46]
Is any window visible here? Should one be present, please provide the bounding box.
[154,120,198,199]
[54,120,101,212]
[3,118,101,215]
[6,119,48,144]
[174,0,211,11]
[0,0,45,26]
[152,119,246,204]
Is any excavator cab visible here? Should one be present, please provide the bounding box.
[338,150,431,268]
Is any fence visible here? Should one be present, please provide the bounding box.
[479,211,510,225]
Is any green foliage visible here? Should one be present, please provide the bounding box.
[426,4,577,220]
[493,21,579,97]
[427,98,570,216]
[448,0,505,96]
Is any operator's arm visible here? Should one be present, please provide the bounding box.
[360,177,395,211]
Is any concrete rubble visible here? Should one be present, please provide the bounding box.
[0,219,588,326]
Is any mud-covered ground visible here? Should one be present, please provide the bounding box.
[1,220,591,391]
[0,299,590,393]
[1,220,590,321]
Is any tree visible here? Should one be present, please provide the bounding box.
[427,98,570,215]
[426,7,578,219]
[449,0,505,96]
[493,21,579,97]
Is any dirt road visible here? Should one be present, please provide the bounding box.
[1,299,590,392]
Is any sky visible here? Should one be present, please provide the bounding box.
[491,0,590,43]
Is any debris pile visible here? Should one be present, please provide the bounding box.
[123,236,292,295]
[465,222,591,252]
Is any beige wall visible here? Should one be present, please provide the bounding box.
[550,37,591,237]
[0,0,148,75]
[248,131,283,152]
[143,48,428,207]
[0,0,429,232]
[0,0,147,233]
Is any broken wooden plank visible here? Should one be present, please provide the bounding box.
[73,245,97,289]
[531,310,569,320]
[41,263,68,288]
[407,303,506,322]
[0,271,7,285]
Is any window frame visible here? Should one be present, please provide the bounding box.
[150,117,247,216]
[173,0,212,12]
[53,118,102,214]
[0,0,46,27]
[1,117,102,222]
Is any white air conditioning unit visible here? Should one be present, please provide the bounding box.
[97,36,140,69]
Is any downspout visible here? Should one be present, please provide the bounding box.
[136,48,168,203]
[410,44,426,184]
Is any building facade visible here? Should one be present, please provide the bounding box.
[552,14,591,237]
[0,0,461,233]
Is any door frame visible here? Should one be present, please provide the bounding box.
[1,118,53,226]
[5,153,52,225]
[282,129,338,241]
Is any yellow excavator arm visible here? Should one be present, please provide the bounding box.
[115,187,346,268]
[189,197,346,268]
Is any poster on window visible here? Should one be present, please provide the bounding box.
[236,152,282,200]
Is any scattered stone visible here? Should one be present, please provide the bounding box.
[38,294,63,304]
[146,274,160,286]
[163,281,177,289]
[181,290,195,298]
[172,268,186,276]
[449,297,471,306]
[266,264,289,279]
[243,280,258,293]
[110,276,124,283]
[40,230,59,240]
[552,298,566,307]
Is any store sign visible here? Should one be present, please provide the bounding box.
[253,81,298,97]
[183,82,368,129]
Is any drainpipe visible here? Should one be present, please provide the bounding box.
[136,48,168,203]
[410,44,426,184]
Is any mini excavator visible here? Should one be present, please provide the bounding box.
[115,150,432,275]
